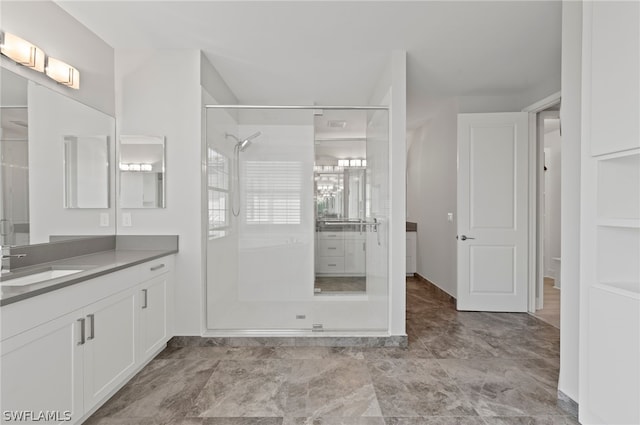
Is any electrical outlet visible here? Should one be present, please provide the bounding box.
[122,213,132,227]
[447,213,454,222]
[99,213,109,227]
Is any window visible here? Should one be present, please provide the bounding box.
[245,160,302,225]
[207,147,230,239]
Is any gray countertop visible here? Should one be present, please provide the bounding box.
[0,248,177,307]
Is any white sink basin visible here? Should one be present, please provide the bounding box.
[1,269,84,287]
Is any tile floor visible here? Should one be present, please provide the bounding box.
[532,278,561,329]
[315,276,367,294]
[85,277,577,425]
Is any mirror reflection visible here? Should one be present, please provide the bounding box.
[0,104,29,245]
[64,135,110,209]
[119,135,165,208]
[0,68,116,246]
[314,110,368,295]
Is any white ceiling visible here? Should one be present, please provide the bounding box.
[56,1,562,129]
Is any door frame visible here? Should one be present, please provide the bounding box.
[522,91,561,313]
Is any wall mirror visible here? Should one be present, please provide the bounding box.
[64,135,110,208]
[0,67,116,246]
[119,135,165,208]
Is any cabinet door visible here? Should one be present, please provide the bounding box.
[344,238,366,274]
[139,274,168,360]
[83,289,137,411]
[1,310,84,425]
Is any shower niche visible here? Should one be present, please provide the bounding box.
[314,110,369,294]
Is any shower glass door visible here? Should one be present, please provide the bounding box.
[205,106,389,332]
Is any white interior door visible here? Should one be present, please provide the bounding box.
[457,112,529,312]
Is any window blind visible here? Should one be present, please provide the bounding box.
[245,160,302,224]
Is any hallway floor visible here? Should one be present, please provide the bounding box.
[86,277,576,425]
[533,278,561,329]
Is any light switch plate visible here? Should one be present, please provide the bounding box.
[122,213,132,227]
[99,213,109,227]
[447,213,454,222]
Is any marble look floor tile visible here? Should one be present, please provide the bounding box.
[418,325,496,359]
[285,359,381,417]
[367,359,477,417]
[170,419,284,425]
[270,346,364,360]
[83,418,172,425]
[437,359,566,417]
[477,336,548,360]
[508,336,560,360]
[481,416,580,425]
[361,344,434,360]
[87,277,571,425]
[384,418,486,425]
[283,418,386,425]
[88,359,219,421]
[189,359,291,417]
[509,358,559,395]
[202,419,285,425]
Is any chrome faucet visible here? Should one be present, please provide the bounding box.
[1,246,26,274]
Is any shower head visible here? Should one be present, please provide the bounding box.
[238,131,261,152]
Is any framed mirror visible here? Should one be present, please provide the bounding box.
[119,135,165,208]
[64,135,110,208]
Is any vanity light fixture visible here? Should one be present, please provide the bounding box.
[45,57,80,90]
[0,32,46,72]
[119,163,153,172]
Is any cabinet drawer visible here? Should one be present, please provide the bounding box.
[317,232,344,240]
[142,256,174,280]
[316,257,345,273]
[318,239,345,256]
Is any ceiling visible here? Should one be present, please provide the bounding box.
[56,1,562,130]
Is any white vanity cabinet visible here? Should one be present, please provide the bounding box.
[0,255,174,425]
[82,288,138,411]
[344,232,366,274]
[0,309,84,424]
[316,231,365,275]
[138,271,169,360]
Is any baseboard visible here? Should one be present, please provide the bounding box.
[414,273,457,308]
[557,390,579,419]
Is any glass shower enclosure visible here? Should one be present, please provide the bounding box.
[205,106,389,332]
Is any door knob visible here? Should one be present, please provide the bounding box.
[460,235,475,241]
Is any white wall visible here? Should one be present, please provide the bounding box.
[406,98,458,297]
[543,125,561,283]
[115,49,203,335]
[0,0,114,116]
[558,0,582,405]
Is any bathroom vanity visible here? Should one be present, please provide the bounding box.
[0,236,177,425]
